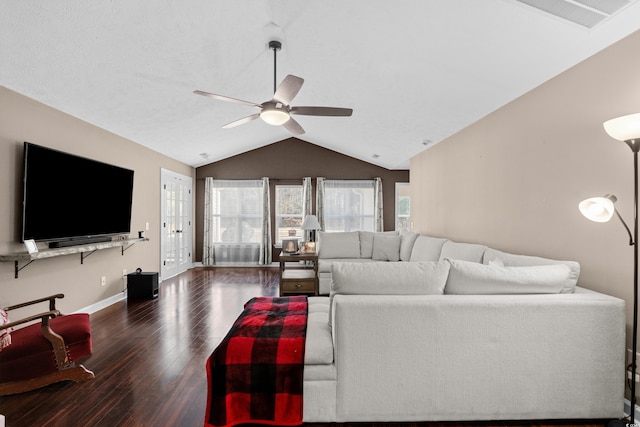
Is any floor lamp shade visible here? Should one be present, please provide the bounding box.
[578,195,617,222]
[604,113,640,142]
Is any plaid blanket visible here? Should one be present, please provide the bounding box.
[204,296,308,427]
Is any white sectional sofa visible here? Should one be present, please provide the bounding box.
[303,231,626,422]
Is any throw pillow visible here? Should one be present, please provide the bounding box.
[400,230,419,262]
[439,241,487,263]
[409,235,449,262]
[372,235,401,261]
[444,258,574,295]
[359,231,398,258]
[482,247,580,293]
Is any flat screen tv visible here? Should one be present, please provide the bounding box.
[22,142,134,247]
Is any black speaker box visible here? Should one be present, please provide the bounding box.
[127,272,159,300]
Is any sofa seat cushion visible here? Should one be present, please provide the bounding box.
[305,297,333,365]
[318,231,360,259]
[483,247,580,293]
[318,258,374,274]
[0,313,92,382]
[445,258,575,295]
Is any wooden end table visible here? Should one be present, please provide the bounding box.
[279,252,319,296]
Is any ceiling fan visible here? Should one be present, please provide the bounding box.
[193,41,353,135]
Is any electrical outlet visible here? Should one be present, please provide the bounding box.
[100,276,106,287]
[146,222,149,231]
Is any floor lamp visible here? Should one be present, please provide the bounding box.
[579,113,640,425]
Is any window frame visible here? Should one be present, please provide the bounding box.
[275,184,304,244]
[395,182,411,231]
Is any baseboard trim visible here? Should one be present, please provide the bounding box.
[73,292,126,315]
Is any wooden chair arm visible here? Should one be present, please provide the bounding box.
[3,294,64,312]
[0,310,60,331]
[40,315,69,368]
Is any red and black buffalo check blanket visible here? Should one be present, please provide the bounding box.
[204,296,308,427]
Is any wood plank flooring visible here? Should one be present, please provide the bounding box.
[0,267,615,427]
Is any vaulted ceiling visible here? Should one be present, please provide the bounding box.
[2,1,640,169]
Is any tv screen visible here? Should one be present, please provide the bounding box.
[22,142,134,243]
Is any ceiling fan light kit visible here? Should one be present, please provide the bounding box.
[194,40,352,135]
[260,102,290,126]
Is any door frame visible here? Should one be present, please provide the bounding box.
[160,168,193,280]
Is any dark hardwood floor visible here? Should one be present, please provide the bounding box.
[0,267,615,427]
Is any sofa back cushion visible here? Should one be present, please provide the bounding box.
[409,235,449,262]
[444,258,575,295]
[332,261,450,296]
[482,247,580,293]
[318,231,361,259]
[329,261,450,326]
[359,231,398,258]
[439,241,487,263]
[399,230,420,261]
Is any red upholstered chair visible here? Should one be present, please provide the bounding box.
[0,294,94,395]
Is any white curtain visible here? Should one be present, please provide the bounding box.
[302,177,313,241]
[202,178,265,266]
[316,177,326,232]
[259,177,272,265]
[203,177,215,265]
[374,177,384,232]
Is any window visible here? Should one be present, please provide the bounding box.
[203,178,270,266]
[209,180,262,244]
[396,182,411,231]
[275,185,303,243]
[323,180,375,232]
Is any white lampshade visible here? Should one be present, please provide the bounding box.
[578,195,617,223]
[301,214,321,230]
[603,113,640,142]
[260,108,290,125]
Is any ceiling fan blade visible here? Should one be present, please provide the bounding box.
[222,113,261,129]
[283,116,305,135]
[290,106,353,117]
[193,90,261,108]
[273,75,304,105]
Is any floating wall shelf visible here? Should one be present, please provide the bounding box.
[0,238,149,278]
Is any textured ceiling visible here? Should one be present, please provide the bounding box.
[2,1,640,169]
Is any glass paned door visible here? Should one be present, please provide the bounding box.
[161,169,192,280]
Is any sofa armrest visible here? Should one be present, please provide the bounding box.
[332,289,625,422]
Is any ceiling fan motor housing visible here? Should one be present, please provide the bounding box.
[268,40,282,51]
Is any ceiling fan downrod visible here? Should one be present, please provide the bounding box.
[268,40,282,95]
